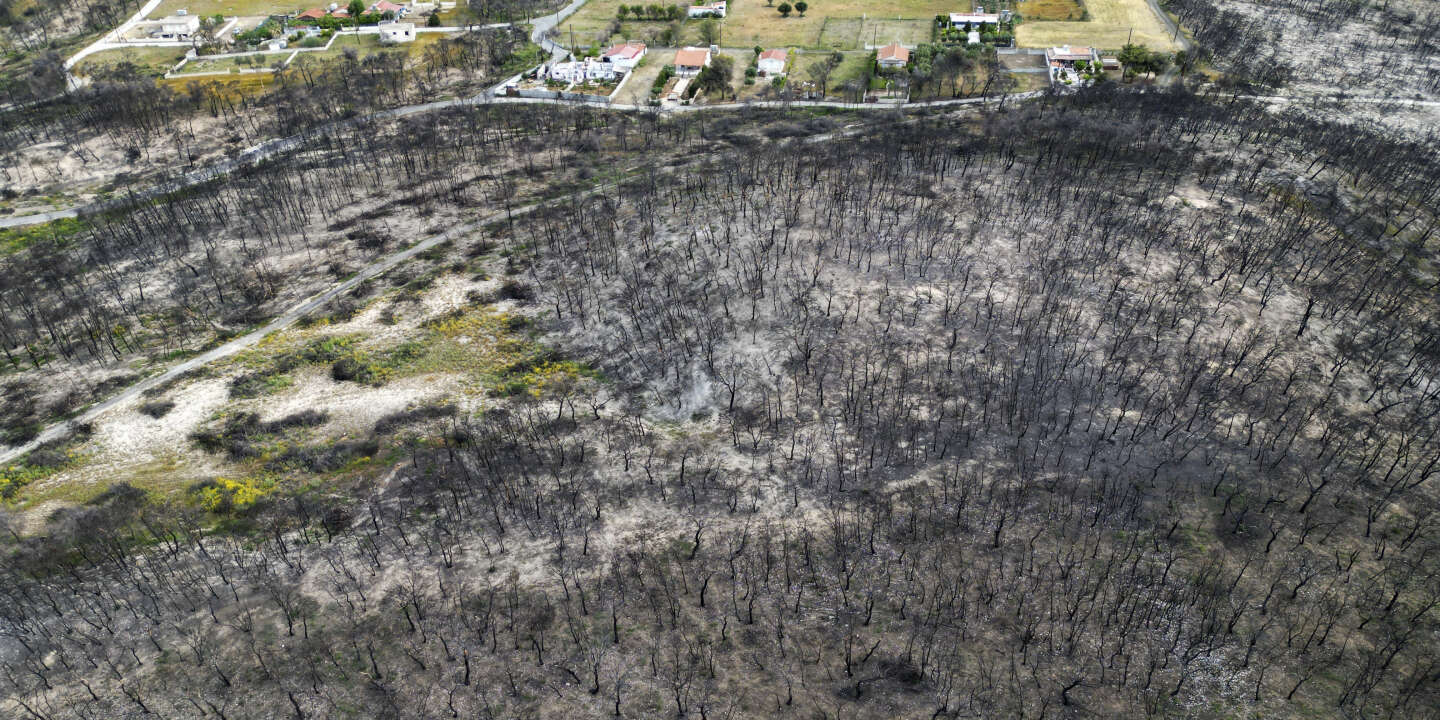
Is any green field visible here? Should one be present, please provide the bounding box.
[725,0,956,48]
[815,18,863,50]
[73,46,192,77]
[862,18,932,47]
[149,0,301,19]
[562,0,957,50]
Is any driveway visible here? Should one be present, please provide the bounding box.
[530,0,588,61]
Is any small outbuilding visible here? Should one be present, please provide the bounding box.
[757,48,787,76]
[378,21,415,42]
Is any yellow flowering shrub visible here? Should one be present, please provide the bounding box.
[196,476,272,514]
[516,360,585,397]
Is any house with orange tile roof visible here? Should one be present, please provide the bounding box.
[675,46,712,76]
[877,43,910,69]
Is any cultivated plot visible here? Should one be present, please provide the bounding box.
[725,0,955,49]
[1017,0,1084,21]
[148,0,299,19]
[1015,0,1178,50]
[71,46,191,77]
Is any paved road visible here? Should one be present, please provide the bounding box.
[530,0,589,61]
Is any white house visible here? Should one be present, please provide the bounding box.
[150,14,201,38]
[547,59,620,84]
[876,43,909,69]
[603,42,646,71]
[687,1,726,18]
[1045,45,1099,68]
[948,12,999,27]
[674,46,712,76]
[267,38,289,51]
[378,21,416,43]
[757,48,787,76]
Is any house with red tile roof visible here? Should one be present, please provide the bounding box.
[877,43,910,69]
[603,42,646,71]
[296,8,326,20]
[757,49,787,76]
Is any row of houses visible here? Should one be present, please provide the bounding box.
[873,42,1121,75]
[296,1,408,21]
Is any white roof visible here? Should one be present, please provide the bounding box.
[950,12,999,23]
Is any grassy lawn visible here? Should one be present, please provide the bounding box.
[1007,70,1051,92]
[557,5,705,52]
[179,51,291,74]
[712,47,751,100]
[827,51,873,91]
[726,0,957,50]
[1015,0,1178,50]
[864,17,933,47]
[564,0,957,51]
[1017,0,1084,21]
[73,46,191,77]
[783,49,870,98]
[613,49,675,104]
[149,0,302,19]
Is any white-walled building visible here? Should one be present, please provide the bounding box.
[757,48,787,76]
[603,43,646,71]
[131,14,201,39]
[547,58,621,84]
[949,12,999,27]
[378,21,416,43]
[674,46,712,76]
[688,1,726,18]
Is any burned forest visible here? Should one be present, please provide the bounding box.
[1,1,1439,717]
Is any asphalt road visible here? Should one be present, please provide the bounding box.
[531,0,589,61]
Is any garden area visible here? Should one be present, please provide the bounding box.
[1016,0,1085,21]
[147,0,297,19]
[1014,0,1178,50]
[71,46,191,78]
